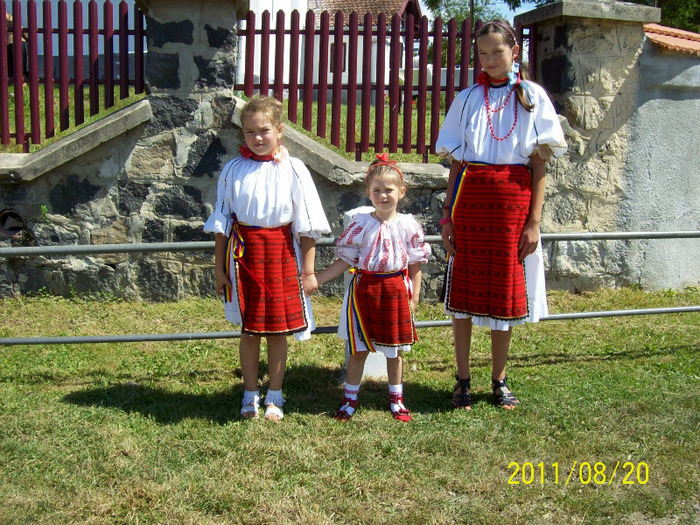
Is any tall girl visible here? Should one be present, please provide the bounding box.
[436,20,567,409]
[204,96,331,421]
[316,155,431,421]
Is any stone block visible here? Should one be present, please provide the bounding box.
[135,258,184,300]
[143,218,165,243]
[145,51,180,91]
[145,97,199,135]
[117,180,151,215]
[147,18,194,49]
[153,185,206,220]
[48,175,101,215]
[128,135,176,177]
[183,134,227,179]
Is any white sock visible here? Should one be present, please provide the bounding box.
[344,382,361,400]
[389,383,406,412]
[339,382,360,416]
[242,389,260,407]
[264,388,285,407]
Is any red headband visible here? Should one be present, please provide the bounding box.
[367,153,404,183]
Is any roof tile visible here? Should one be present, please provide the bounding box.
[644,23,700,57]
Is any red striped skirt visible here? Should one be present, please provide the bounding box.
[445,163,532,321]
[350,271,416,350]
[227,223,308,335]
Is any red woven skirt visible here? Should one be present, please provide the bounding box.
[227,223,308,335]
[349,271,416,352]
[445,163,532,321]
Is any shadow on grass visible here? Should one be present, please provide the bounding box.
[61,362,470,424]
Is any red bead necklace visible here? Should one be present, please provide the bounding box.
[483,82,518,141]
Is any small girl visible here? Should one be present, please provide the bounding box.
[316,154,431,422]
[203,95,331,421]
[436,19,567,409]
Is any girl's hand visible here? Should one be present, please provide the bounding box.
[302,273,318,296]
[215,270,232,296]
[409,295,419,315]
[441,222,456,256]
[518,220,540,261]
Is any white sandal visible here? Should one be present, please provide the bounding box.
[263,389,285,421]
[264,404,284,421]
[240,391,260,419]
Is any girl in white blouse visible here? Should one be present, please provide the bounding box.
[316,155,431,422]
[436,19,567,410]
[204,96,331,421]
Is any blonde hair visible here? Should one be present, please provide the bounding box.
[476,19,534,112]
[241,95,284,127]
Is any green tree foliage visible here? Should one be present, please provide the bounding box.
[423,0,504,24]
[424,0,506,67]
[502,0,699,33]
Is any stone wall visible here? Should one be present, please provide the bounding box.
[1,0,698,302]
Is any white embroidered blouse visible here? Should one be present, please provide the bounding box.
[335,212,431,272]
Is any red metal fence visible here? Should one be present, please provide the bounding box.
[1,0,145,152]
[236,10,532,162]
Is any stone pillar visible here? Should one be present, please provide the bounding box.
[121,0,247,300]
[515,0,662,290]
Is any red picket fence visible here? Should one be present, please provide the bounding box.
[0,0,146,152]
[236,10,533,162]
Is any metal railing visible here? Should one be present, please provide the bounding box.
[1,230,699,346]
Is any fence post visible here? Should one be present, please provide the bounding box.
[58,0,70,131]
[360,12,372,156]
[74,0,85,126]
[0,0,7,145]
[416,15,428,158]
[330,10,343,148]
[374,13,386,153]
[429,16,442,155]
[11,0,25,149]
[259,10,271,96]
[317,10,330,139]
[388,14,401,152]
[27,0,40,146]
[402,13,414,154]
[345,11,358,156]
[273,9,285,101]
[88,0,100,116]
[302,9,315,131]
[42,0,54,139]
[287,10,300,123]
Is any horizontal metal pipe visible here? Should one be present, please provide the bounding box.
[1,231,699,257]
[1,306,698,346]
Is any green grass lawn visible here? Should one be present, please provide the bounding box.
[0,288,699,524]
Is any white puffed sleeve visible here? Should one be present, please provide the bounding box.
[289,157,332,240]
[203,159,236,237]
[334,218,366,266]
[399,215,431,264]
[520,82,568,161]
[435,87,474,162]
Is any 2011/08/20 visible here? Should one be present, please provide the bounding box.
[507,461,649,485]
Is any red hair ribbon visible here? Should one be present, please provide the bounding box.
[367,153,404,183]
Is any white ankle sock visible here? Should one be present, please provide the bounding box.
[389,383,406,412]
[242,389,260,407]
[344,382,361,400]
[264,388,285,407]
